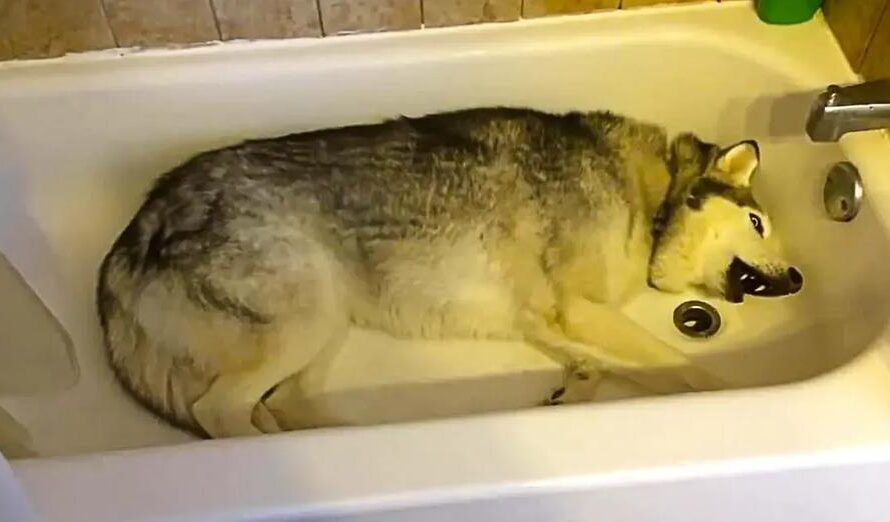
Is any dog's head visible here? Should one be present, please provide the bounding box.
[648,134,802,303]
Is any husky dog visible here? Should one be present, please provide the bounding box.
[97,108,802,438]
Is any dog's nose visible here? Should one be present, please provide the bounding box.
[787,267,803,294]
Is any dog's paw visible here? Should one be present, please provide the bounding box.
[252,402,283,434]
[193,401,264,439]
[567,358,601,381]
[681,366,729,392]
[542,386,567,406]
[542,364,603,406]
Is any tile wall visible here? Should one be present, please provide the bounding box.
[0,0,721,60]
[2,0,885,81]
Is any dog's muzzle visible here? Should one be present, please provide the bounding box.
[724,257,803,303]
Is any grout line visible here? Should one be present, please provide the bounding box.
[859,0,890,73]
[97,0,120,48]
[315,0,327,36]
[207,0,223,41]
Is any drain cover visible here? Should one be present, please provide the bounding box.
[824,161,863,222]
[673,300,721,338]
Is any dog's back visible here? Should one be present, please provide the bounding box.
[97,108,669,434]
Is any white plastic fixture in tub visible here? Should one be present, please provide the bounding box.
[3,2,890,521]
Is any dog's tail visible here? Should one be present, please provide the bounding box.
[97,249,210,436]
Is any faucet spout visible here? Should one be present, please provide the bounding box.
[806,79,890,142]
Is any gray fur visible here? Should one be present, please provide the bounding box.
[97,108,795,435]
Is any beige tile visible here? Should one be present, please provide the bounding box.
[823,0,888,71]
[423,0,521,27]
[319,0,421,34]
[622,0,714,7]
[862,3,890,79]
[0,0,115,59]
[103,0,220,47]
[212,0,321,39]
[523,0,619,18]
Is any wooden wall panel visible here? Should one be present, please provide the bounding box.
[823,0,889,71]
[862,3,890,79]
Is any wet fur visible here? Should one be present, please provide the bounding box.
[97,108,792,437]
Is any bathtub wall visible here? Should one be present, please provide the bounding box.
[824,0,890,79]
[1,0,734,61]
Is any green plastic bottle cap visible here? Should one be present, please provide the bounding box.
[756,0,822,25]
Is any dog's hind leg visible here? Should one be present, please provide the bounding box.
[191,251,348,439]
[192,312,341,438]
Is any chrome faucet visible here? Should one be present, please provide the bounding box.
[806,79,890,142]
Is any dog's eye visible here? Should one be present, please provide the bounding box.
[749,213,764,236]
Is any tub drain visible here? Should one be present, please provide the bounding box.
[824,161,863,222]
[673,301,721,338]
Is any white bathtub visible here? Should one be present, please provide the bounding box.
[5,2,890,520]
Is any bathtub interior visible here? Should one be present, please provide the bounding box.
[1,4,889,458]
[0,253,76,396]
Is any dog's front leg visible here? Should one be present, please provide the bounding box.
[558,296,723,393]
[518,309,617,404]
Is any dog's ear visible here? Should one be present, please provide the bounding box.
[667,133,718,202]
[713,140,759,187]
